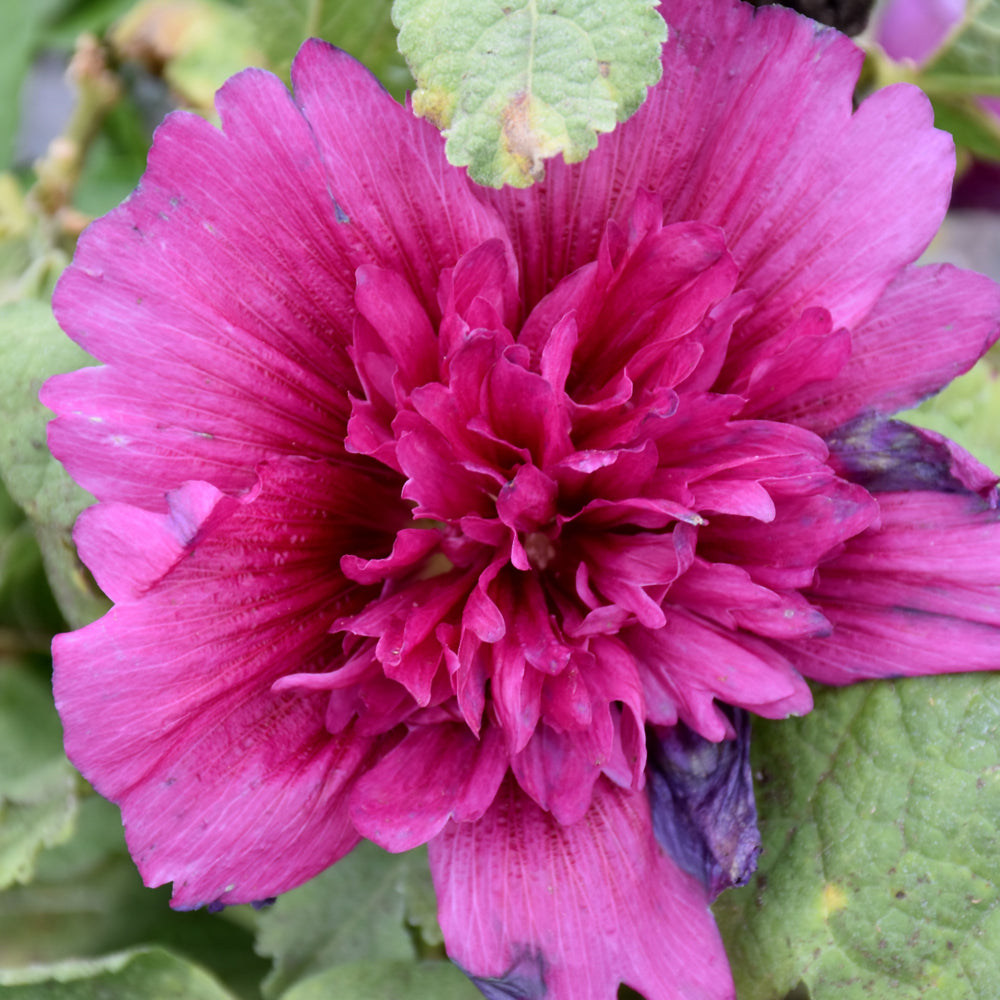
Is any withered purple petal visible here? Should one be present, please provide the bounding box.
[826,414,999,500]
[466,950,548,1000]
[647,709,761,900]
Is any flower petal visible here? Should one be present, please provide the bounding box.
[647,709,760,900]
[877,0,964,64]
[773,263,1000,433]
[46,66,364,508]
[290,40,512,319]
[349,722,508,852]
[825,415,998,499]
[781,492,1000,683]
[486,0,953,339]
[429,777,735,1000]
[53,457,398,907]
[627,610,814,739]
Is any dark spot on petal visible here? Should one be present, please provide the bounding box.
[206,900,225,914]
[464,949,547,999]
[251,897,277,910]
[825,414,996,501]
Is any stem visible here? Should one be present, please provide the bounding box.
[29,33,121,238]
[306,0,324,40]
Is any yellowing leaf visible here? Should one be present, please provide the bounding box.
[393,0,666,187]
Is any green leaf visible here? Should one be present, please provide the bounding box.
[898,352,1000,473]
[0,947,239,999]
[919,0,1000,96]
[279,959,480,1000]
[0,0,65,170]
[929,95,1000,162]
[714,674,1000,999]
[400,845,445,950]
[255,841,433,998]
[73,98,151,218]
[0,663,77,889]
[246,0,412,100]
[0,794,270,998]
[392,0,666,187]
[0,300,108,627]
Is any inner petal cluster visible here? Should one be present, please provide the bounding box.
[280,198,878,823]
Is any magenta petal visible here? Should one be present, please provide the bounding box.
[353,264,439,392]
[71,483,238,602]
[349,723,508,852]
[45,67,365,508]
[487,0,953,336]
[628,610,813,739]
[510,724,604,824]
[430,777,735,1000]
[775,264,1000,434]
[54,458,393,907]
[290,41,512,317]
[877,0,964,64]
[783,492,1000,683]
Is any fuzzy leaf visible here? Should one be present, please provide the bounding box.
[400,845,445,949]
[0,300,107,627]
[0,795,270,996]
[279,960,481,1000]
[255,841,438,998]
[919,0,1000,96]
[246,0,412,100]
[0,947,239,998]
[0,663,77,889]
[392,0,666,187]
[714,674,1000,999]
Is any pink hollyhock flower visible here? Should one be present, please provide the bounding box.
[44,0,1000,997]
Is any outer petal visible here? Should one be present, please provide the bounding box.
[430,777,734,1000]
[772,264,1000,434]
[46,65,362,508]
[290,41,513,321]
[53,458,401,907]
[485,0,953,338]
[779,492,1000,684]
[46,42,511,512]
[647,710,760,900]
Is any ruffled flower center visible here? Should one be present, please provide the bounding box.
[287,197,877,818]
